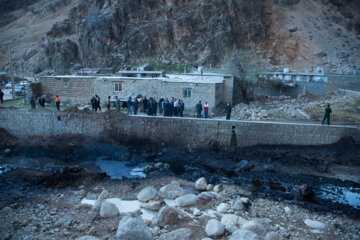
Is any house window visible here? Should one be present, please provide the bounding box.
[300,75,308,82]
[183,88,191,98]
[114,82,123,92]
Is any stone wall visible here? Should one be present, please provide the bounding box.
[254,81,327,97]
[327,75,360,92]
[1,109,359,148]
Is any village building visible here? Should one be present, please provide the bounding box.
[38,70,234,114]
[258,67,328,96]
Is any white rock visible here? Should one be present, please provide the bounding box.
[233,200,245,211]
[153,206,181,227]
[216,203,231,213]
[304,219,325,229]
[222,214,239,233]
[93,189,110,209]
[141,201,162,211]
[76,236,100,240]
[116,216,152,240]
[206,184,214,191]
[265,231,280,240]
[201,238,213,240]
[158,181,186,199]
[213,184,222,193]
[193,208,201,216]
[137,186,157,202]
[198,192,213,201]
[156,228,193,240]
[238,217,248,226]
[284,207,292,214]
[241,220,266,236]
[100,201,119,218]
[175,194,198,207]
[195,177,208,190]
[229,229,262,240]
[205,219,225,237]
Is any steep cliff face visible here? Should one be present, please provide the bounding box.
[1,0,359,74]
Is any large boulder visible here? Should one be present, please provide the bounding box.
[100,201,119,218]
[221,214,239,232]
[195,177,207,191]
[175,194,198,207]
[216,203,231,213]
[156,228,193,240]
[158,181,186,199]
[141,201,162,211]
[93,189,110,209]
[229,229,262,240]
[153,206,182,227]
[137,186,157,202]
[116,216,152,240]
[205,219,225,237]
[304,219,325,229]
[240,221,266,236]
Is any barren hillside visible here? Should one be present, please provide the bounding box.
[0,0,359,75]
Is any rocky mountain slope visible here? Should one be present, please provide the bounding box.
[0,0,359,75]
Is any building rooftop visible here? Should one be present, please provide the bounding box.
[262,71,326,76]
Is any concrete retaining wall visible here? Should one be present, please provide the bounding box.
[0,109,359,147]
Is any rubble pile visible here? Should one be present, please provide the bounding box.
[232,93,358,121]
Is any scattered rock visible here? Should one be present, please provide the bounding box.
[221,214,239,233]
[206,184,214,191]
[175,194,198,207]
[193,208,201,216]
[213,184,223,193]
[217,203,231,213]
[116,216,152,240]
[195,177,208,191]
[93,189,110,209]
[154,206,182,227]
[144,165,154,173]
[137,186,157,202]
[233,200,245,211]
[198,192,214,201]
[1,206,13,215]
[156,228,193,240]
[205,219,225,237]
[288,26,298,32]
[304,219,325,229]
[284,207,292,214]
[76,236,100,240]
[141,201,162,211]
[265,231,281,240]
[241,220,266,236]
[158,181,186,199]
[229,229,260,240]
[100,201,119,218]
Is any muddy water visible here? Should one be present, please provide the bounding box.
[0,140,359,218]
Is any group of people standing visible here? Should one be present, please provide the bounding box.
[28,95,61,111]
[195,101,232,120]
[90,95,101,111]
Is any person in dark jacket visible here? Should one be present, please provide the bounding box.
[159,98,164,114]
[0,89,4,103]
[95,95,101,111]
[152,99,158,116]
[163,98,169,116]
[226,102,232,120]
[143,97,148,113]
[133,99,138,115]
[30,96,36,109]
[38,96,45,107]
[322,103,332,125]
[147,98,153,116]
[106,96,111,110]
[127,97,132,114]
[169,97,174,117]
[179,100,185,117]
[91,96,96,111]
[195,101,203,118]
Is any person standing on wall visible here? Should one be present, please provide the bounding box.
[0,89,4,103]
[91,96,96,111]
[30,95,36,109]
[133,98,138,115]
[127,96,132,114]
[106,96,111,110]
[204,101,209,119]
[55,95,61,111]
[322,103,332,125]
[115,96,120,111]
[196,100,203,118]
[143,97,148,113]
[152,98,158,116]
[179,99,185,117]
[147,97,153,116]
[226,102,232,120]
[95,95,101,112]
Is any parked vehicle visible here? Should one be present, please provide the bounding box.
[10,86,25,96]
[19,81,30,86]
[5,83,12,89]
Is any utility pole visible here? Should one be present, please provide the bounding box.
[8,47,15,100]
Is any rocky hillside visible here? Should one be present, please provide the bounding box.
[0,0,359,75]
